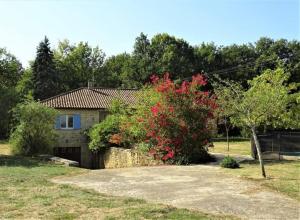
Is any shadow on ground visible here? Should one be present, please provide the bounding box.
[0,155,48,168]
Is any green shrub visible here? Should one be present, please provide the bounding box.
[9,101,57,155]
[88,115,121,150]
[88,99,132,151]
[220,156,240,169]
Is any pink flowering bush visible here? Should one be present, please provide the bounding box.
[137,73,217,164]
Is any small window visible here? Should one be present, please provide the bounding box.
[60,115,74,129]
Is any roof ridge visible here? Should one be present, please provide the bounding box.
[91,87,139,91]
[41,87,87,102]
[89,88,110,96]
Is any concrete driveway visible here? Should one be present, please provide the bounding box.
[52,165,300,220]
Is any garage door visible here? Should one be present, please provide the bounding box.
[53,147,81,165]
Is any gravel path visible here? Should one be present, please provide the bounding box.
[52,165,300,220]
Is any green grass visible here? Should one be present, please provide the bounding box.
[223,160,300,201]
[210,141,251,156]
[0,143,236,220]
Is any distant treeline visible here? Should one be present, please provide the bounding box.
[0,33,299,138]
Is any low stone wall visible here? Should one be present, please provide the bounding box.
[103,147,162,169]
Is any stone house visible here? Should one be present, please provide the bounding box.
[41,87,138,168]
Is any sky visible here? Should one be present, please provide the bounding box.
[0,0,299,67]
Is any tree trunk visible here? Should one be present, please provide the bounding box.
[251,127,266,178]
[224,118,230,151]
[226,126,229,152]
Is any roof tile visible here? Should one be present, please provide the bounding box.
[41,88,139,109]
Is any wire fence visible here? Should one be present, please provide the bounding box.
[251,131,300,159]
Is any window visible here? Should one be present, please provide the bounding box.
[60,115,74,129]
[55,114,80,130]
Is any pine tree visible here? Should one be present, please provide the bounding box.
[32,36,59,100]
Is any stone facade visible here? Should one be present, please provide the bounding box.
[55,109,108,168]
[103,147,163,169]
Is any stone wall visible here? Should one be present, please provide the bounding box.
[55,109,108,168]
[103,147,163,168]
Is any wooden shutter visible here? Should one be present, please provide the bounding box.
[55,116,60,129]
[74,114,81,129]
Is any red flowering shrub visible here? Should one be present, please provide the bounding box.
[142,73,217,164]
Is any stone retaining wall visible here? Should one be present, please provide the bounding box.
[103,147,162,168]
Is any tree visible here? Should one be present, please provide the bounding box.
[54,40,105,91]
[150,33,196,79]
[9,101,57,155]
[129,33,153,86]
[32,37,60,100]
[213,78,236,151]
[194,42,222,73]
[102,53,132,88]
[0,48,23,88]
[16,68,34,102]
[0,48,23,138]
[214,68,297,177]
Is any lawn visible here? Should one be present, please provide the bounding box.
[0,143,235,220]
[223,160,300,202]
[210,141,251,156]
[210,140,300,202]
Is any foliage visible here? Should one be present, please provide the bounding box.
[0,48,23,88]
[32,36,60,100]
[0,87,19,138]
[9,101,57,155]
[0,48,23,139]
[88,99,131,151]
[16,68,34,101]
[119,86,162,143]
[214,67,299,177]
[54,39,105,91]
[102,53,131,88]
[135,73,217,164]
[220,156,240,169]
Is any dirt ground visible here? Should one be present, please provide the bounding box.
[53,165,300,220]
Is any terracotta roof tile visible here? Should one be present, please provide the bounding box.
[41,88,139,109]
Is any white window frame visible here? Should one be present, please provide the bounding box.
[60,115,74,129]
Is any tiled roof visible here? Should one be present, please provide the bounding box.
[41,88,139,109]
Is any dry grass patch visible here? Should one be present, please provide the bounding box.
[0,140,11,155]
[210,141,251,156]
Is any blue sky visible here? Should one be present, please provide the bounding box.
[0,0,299,67]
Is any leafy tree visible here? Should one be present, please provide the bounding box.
[213,76,236,151]
[214,68,297,177]
[218,43,257,84]
[194,42,222,73]
[150,33,196,79]
[9,101,57,155]
[32,37,60,100]
[0,48,23,88]
[102,53,132,88]
[54,40,105,90]
[16,68,34,102]
[129,33,153,86]
[0,87,19,138]
[0,48,23,138]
